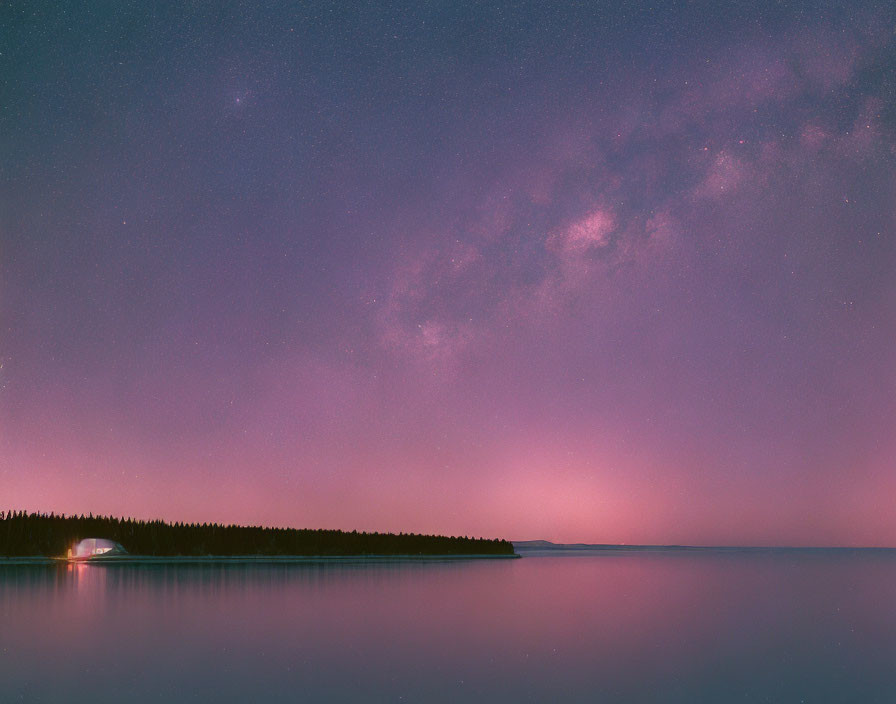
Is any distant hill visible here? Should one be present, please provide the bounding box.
[512,540,558,548]
[513,540,639,550]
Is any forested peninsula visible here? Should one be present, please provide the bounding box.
[0,511,515,558]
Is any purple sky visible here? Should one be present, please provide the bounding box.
[2,1,895,545]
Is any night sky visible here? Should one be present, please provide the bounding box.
[2,1,895,545]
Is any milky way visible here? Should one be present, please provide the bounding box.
[2,1,895,545]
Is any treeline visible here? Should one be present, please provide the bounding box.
[0,511,515,557]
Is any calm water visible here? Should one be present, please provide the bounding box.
[2,551,896,703]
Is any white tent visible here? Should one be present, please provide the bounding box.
[68,538,128,559]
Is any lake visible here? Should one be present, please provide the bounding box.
[2,550,896,702]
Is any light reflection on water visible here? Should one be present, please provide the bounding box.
[2,552,896,702]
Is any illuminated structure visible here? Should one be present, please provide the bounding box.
[67,538,128,560]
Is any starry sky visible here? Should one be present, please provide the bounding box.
[2,1,895,545]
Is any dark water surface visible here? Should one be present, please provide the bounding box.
[2,551,896,702]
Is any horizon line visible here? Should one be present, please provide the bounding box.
[513,540,896,550]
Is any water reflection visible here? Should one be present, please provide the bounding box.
[2,552,896,702]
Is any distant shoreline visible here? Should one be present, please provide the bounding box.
[513,541,896,552]
[1,512,517,560]
[0,553,521,565]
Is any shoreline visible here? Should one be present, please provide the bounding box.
[513,543,896,552]
[0,553,520,565]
